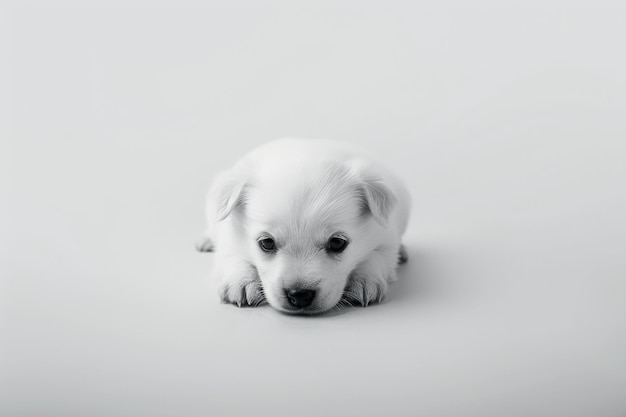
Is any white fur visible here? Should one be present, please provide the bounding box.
[198,139,411,314]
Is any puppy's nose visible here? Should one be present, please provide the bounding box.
[285,289,316,308]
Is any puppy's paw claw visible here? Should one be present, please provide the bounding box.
[343,276,388,307]
[398,244,408,264]
[196,236,215,252]
[219,279,266,307]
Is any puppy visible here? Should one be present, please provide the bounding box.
[197,139,411,314]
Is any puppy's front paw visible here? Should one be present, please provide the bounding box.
[343,275,388,307]
[196,236,215,252]
[219,278,266,307]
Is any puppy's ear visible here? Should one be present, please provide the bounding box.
[354,166,397,226]
[209,172,248,221]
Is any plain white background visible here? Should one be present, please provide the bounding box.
[1,1,625,416]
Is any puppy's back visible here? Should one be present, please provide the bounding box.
[237,138,411,235]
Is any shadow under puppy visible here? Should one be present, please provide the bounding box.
[197,138,411,315]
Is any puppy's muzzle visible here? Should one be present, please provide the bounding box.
[284,288,316,308]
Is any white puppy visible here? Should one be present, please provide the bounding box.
[197,139,410,314]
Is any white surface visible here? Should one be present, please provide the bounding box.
[1,2,625,416]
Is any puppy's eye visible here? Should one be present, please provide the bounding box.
[327,237,348,253]
[258,238,276,252]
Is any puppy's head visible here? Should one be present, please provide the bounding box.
[218,160,396,314]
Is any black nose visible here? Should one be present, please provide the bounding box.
[285,289,316,308]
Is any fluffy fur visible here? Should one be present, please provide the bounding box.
[197,139,411,314]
